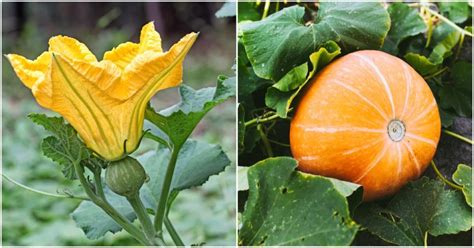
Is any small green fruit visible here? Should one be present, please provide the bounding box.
[105,156,146,197]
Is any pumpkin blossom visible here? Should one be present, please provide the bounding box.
[7,22,198,161]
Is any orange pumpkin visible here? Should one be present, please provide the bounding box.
[290,50,441,201]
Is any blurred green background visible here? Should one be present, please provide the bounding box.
[2,2,236,246]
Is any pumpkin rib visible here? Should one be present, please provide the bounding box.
[341,138,385,156]
[405,102,437,125]
[396,143,403,184]
[352,53,396,118]
[294,124,386,134]
[402,141,421,177]
[330,79,389,121]
[400,62,412,118]
[405,133,437,147]
[354,143,389,183]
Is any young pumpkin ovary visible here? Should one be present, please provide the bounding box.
[105,156,147,197]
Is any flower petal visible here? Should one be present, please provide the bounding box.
[138,22,163,53]
[123,32,198,147]
[6,52,51,88]
[49,35,97,62]
[103,42,139,70]
[50,53,126,160]
[123,32,198,100]
[6,52,53,108]
[103,22,163,71]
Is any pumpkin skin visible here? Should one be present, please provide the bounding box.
[290,50,441,201]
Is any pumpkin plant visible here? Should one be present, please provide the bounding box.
[238,1,472,246]
[4,20,235,245]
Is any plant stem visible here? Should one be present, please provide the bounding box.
[262,0,271,19]
[424,231,428,248]
[268,138,290,147]
[127,194,159,245]
[430,161,463,190]
[245,113,280,127]
[257,124,274,157]
[455,32,465,60]
[73,161,150,245]
[92,169,106,200]
[424,7,433,48]
[2,173,89,201]
[165,216,184,246]
[423,67,448,80]
[442,129,473,145]
[424,7,473,37]
[154,146,181,236]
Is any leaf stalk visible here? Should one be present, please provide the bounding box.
[430,160,463,191]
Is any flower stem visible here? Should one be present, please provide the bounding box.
[73,161,150,245]
[430,160,463,190]
[165,216,184,246]
[2,173,89,201]
[443,129,473,145]
[127,193,160,245]
[154,146,181,237]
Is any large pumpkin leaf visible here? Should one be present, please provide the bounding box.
[237,39,271,98]
[239,157,361,246]
[355,177,472,246]
[241,3,390,81]
[453,164,472,207]
[382,3,427,54]
[71,139,230,239]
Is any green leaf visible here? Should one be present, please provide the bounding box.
[215,2,236,18]
[404,53,440,76]
[438,86,472,117]
[264,41,341,118]
[146,77,235,147]
[72,139,230,239]
[439,108,456,128]
[272,63,308,92]
[238,2,261,22]
[238,166,249,191]
[29,114,90,179]
[439,2,471,23]
[241,3,390,81]
[450,60,472,91]
[382,3,427,54]
[355,177,472,246]
[405,27,461,76]
[438,61,472,117]
[453,164,472,207]
[237,39,272,98]
[71,187,135,240]
[429,31,461,64]
[239,157,360,246]
[265,88,293,117]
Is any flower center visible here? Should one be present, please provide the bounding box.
[387,119,405,142]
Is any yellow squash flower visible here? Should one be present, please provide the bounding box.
[7,22,197,161]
